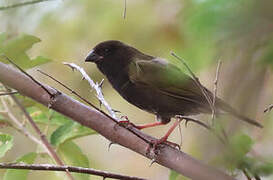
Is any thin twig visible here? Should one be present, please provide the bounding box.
[63,62,117,120]
[254,175,261,180]
[264,104,273,113]
[123,0,127,19]
[0,0,53,11]
[0,97,43,146]
[0,55,53,98]
[0,163,146,180]
[212,60,222,123]
[242,169,251,180]
[0,91,18,96]
[175,116,211,130]
[178,122,183,147]
[171,52,215,115]
[175,116,228,144]
[5,87,75,180]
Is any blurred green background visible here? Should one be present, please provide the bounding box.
[0,0,273,179]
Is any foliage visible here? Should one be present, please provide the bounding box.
[28,106,71,126]
[50,121,97,147]
[0,134,13,159]
[57,141,90,180]
[0,33,51,69]
[3,153,37,180]
[213,133,273,179]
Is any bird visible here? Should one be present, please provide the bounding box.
[84,40,262,146]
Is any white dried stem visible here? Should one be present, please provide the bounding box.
[212,60,222,121]
[63,62,117,120]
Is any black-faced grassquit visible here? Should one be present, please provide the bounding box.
[85,40,262,144]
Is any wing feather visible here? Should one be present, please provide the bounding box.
[128,58,210,106]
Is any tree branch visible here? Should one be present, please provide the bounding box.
[264,104,273,113]
[0,163,146,180]
[0,91,18,96]
[0,62,236,180]
[0,0,53,11]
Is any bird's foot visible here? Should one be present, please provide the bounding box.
[117,115,130,126]
[114,116,139,130]
[152,137,180,150]
[163,140,181,150]
[146,137,180,157]
[107,141,117,151]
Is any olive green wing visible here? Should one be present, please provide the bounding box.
[128,58,210,105]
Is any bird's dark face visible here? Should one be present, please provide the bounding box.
[85,40,141,78]
[85,40,153,81]
[85,40,132,65]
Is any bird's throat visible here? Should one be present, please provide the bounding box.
[96,62,130,92]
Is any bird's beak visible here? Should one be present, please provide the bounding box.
[85,50,102,63]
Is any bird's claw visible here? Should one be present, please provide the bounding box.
[149,158,156,167]
[163,141,181,150]
[108,141,116,151]
[145,138,181,158]
[175,115,189,127]
[114,116,138,130]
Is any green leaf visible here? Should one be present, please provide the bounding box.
[57,141,89,180]
[253,162,273,176]
[238,157,273,178]
[220,133,254,171]
[169,170,180,180]
[0,134,13,158]
[27,56,52,69]
[0,33,51,69]
[4,152,37,180]
[28,107,71,126]
[230,134,253,161]
[51,121,97,147]
[16,95,38,108]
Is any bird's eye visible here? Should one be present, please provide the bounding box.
[104,48,109,52]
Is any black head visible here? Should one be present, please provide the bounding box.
[85,40,134,64]
[85,40,154,77]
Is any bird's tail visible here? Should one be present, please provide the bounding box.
[216,99,263,128]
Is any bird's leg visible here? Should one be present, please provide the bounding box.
[159,119,180,143]
[134,121,165,130]
[134,115,169,129]
[149,119,181,149]
[117,115,167,130]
